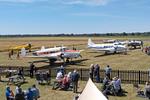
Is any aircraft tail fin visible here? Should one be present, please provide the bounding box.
[88,38,95,46]
[41,46,45,50]
[61,45,65,52]
[21,48,26,57]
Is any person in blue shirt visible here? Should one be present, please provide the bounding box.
[5,86,14,100]
[26,88,33,100]
[71,69,80,93]
[31,84,40,100]
[105,65,112,79]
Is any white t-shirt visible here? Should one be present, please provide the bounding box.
[56,72,63,80]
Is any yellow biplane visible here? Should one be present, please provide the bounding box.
[8,43,32,58]
[9,43,31,52]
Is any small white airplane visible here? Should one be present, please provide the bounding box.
[128,40,143,49]
[88,38,127,54]
[21,46,83,65]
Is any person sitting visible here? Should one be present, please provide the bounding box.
[115,76,122,92]
[52,71,63,90]
[102,76,110,91]
[67,72,73,87]
[15,88,25,100]
[31,84,40,100]
[56,71,63,82]
[60,74,70,90]
[144,82,150,99]
[5,86,14,100]
[26,88,33,100]
[15,84,21,95]
[133,84,144,97]
[110,77,121,95]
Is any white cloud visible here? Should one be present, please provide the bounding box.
[0,0,112,6]
[0,0,32,3]
[0,0,48,3]
[62,0,111,6]
[71,12,129,19]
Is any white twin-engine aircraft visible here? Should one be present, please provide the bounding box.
[21,46,83,65]
[88,38,127,54]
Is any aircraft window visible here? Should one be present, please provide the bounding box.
[61,48,68,51]
[104,46,113,48]
[50,51,55,53]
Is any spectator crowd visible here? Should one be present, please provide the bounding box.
[5,84,40,100]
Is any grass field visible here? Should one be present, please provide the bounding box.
[0,77,147,100]
[0,36,150,70]
[0,36,150,100]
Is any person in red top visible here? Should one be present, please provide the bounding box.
[61,74,70,90]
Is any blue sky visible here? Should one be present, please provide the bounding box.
[0,0,150,34]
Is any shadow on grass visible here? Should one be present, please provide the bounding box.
[94,53,128,57]
[108,89,128,97]
[88,51,102,53]
[37,59,89,69]
[129,47,141,50]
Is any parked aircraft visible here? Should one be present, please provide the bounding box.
[8,43,32,59]
[10,43,32,52]
[127,40,143,49]
[21,46,83,65]
[88,38,127,54]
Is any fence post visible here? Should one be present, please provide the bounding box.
[80,68,82,80]
[148,69,150,82]
[49,69,51,78]
[118,70,119,77]
[139,71,140,84]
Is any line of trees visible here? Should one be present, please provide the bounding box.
[0,32,150,37]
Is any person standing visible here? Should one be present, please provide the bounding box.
[17,50,20,59]
[94,64,100,83]
[30,63,35,78]
[105,65,112,79]
[89,64,94,81]
[17,68,25,82]
[8,50,13,59]
[71,69,80,93]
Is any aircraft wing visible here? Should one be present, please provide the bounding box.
[89,46,115,52]
[94,49,114,53]
[23,55,60,60]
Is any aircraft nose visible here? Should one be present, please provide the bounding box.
[59,53,64,58]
